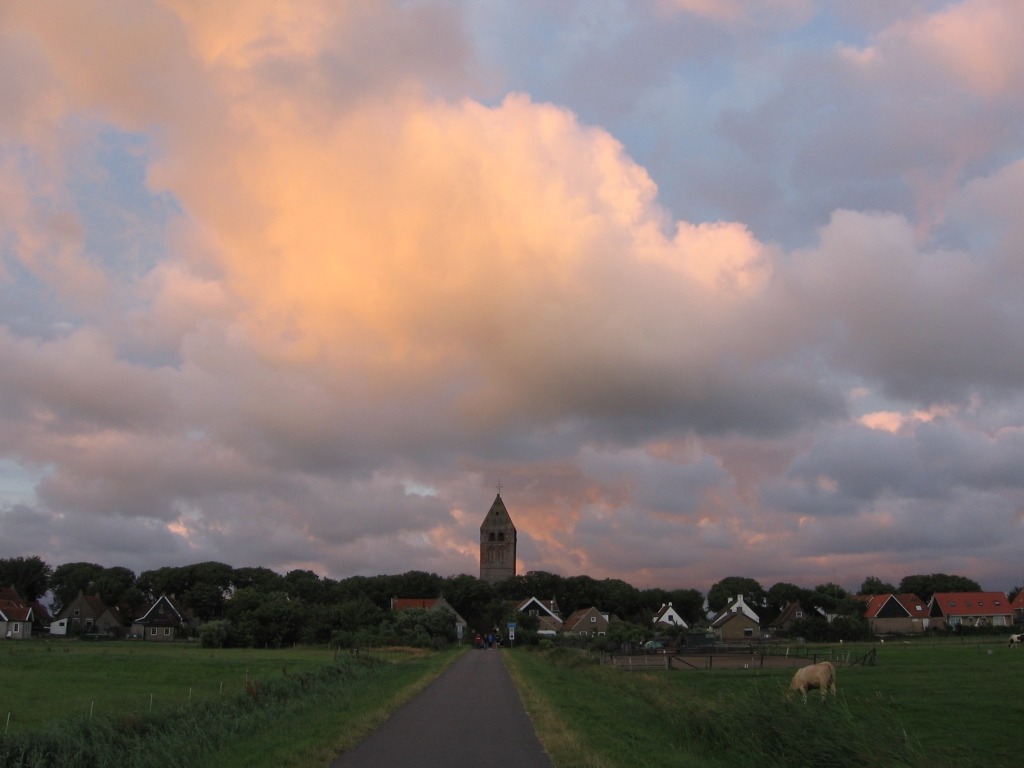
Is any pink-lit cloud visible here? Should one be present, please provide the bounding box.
[1,1,1023,595]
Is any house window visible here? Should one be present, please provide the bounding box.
[85,618,93,628]
[164,628,171,636]
[12,624,19,633]
[591,616,596,622]
[74,609,80,617]
[744,628,754,637]
[795,611,803,618]
[150,628,157,636]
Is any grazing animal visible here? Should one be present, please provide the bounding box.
[788,661,837,702]
[1009,633,1024,648]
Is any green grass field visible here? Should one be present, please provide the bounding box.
[506,638,1024,768]
[4,637,1022,767]
[0,639,459,767]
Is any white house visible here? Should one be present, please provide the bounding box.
[653,602,688,629]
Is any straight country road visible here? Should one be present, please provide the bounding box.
[330,648,553,768]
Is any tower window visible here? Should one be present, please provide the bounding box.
[489,532,495,541]
[498,532,504,541]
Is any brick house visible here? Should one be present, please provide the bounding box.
[562,607,612,638]
[862,593,928,635]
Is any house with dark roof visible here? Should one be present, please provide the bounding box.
[515,597,563,636]
[710,594,760,642]
[927,592,1012,629]
[562,607,613,638]
[767,600,823,636]
[390,596,468,635]
[54,591,124,636]
[862,593,928,635]
[132,594,194,641]
[0,586,34,639]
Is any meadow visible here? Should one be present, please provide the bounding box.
[0,639,458,767]
[505,637,1024,768]
[4,636,1022,767]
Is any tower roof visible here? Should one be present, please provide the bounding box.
[480,493,516,532]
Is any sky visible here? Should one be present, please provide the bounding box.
[2,1,1024,594]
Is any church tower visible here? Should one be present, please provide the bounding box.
[479,491,517,585]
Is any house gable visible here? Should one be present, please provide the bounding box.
[516,596,562,622]
[653,602,688,629]
[562,607,611,636]
[0,586,34,639]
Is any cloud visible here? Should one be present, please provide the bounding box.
[1,2,1023,594]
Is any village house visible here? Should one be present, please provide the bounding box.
[131,594,194,641]
[562,607,613,638]
[53,591,124,637]
[767,600,823,636]
[710,594,760,642]
[927,591,1012,629]
[390,596,468,636]
[652,602,688,630]
[0,586,34,640]
[514,596,563,636]
[862,593,928,635]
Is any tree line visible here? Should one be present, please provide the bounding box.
[0,554,1008,648]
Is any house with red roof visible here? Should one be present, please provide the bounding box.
[0,586,34,639]
[862,593,928,635]
[390,596,468,635]
[1010,590,1024,626]
[927,592,1012,629]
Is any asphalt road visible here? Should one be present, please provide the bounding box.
[330,648,554,768]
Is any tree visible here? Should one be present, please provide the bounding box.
[766,582,811,612]
[92,566,136,608]
[859,575,897,595]
[707,577,765,614]
[50,562,105,612]
[898,573,981,603]
[231,566,284,592]
[0,556,52,602]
